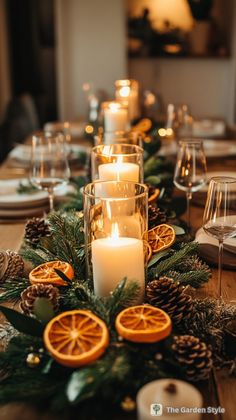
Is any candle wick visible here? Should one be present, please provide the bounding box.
[164,383,177,394]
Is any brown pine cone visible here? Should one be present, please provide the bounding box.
[25,217,51,245]
[0,250,9,282]
[1,250,24,282]
[148,205,167,229]
[146,277,193,324]
[20,284,59,315]
[172,335,213,382]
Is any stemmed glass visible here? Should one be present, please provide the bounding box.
[174,139,207,232]
[203,177,236,299]
[30,132,71,212]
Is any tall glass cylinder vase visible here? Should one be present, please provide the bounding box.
[83,181,148,298]
[91,144,144,183]
[115,79,140,121]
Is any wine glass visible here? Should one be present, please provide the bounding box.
[30,132,71,212]
[203,177,236,299]
[166,103,193,139]
[174,139,207,232]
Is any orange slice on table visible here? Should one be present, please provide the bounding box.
[115,305,172,343]
[44,310,109,367]
[132,118,152,133]
[29,260,74,286]
[148,188,160,204]
[147,224,175,253]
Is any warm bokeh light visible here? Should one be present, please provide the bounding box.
[119,86,131,98]
[85,125,94,134]
[127,0,194,32]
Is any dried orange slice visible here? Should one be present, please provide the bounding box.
[29,260,74,286]
[44,310,109,367]
[115,305,171,343]
[147,224,175,253]
[132,118,152,133]
[148,188,160,204]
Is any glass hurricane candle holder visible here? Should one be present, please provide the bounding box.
[91,144,144,183]
[95,129,143,147]
[115,79,140,121]
[101,101,129,132]
[83,181,148,298]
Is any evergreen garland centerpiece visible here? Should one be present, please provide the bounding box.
[0,210,235,417]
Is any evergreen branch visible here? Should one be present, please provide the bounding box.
[148,242,199,278]
[0,278,30,304]
[179,298,236,356]
[66,349,130,404]
[17,181,38,195]
[105,279,141,322]
[20,246,48,267]
[166,270,210,288]
[21,212,85,278]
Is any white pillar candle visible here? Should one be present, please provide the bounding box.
[104,102,128,132]
[115,81,140,121]
[98,162,139,182]
[137,379,203,420]
[91,225,145,297]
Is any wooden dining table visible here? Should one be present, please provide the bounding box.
[0,141,236,420]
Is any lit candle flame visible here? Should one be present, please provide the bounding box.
[109,102,120,112]
[119,86,130,98]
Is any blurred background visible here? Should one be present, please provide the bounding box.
[0,0,235,160]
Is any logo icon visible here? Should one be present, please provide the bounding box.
[150,403,163,416]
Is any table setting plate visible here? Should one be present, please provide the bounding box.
[0,179,74,210]
[9,143,90,164]
[195,224,236,269]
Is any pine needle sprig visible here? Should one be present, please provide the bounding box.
[180,298,236,355]
[60,279,141,328]
[105,279,140,323]
[0,278,30,304]
[176,255,211,275]
[148,242,199,279]
[61,281,110,325]
[20,246,47,267]
[166,269,210,288]
[66,349,130,404]
[21,212,85,278]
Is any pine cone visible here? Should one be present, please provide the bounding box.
[148,206,167,229]
[0,250,9,282]
[146,277,193,324]
[20,284,59,315]
[25,217,51,245]
[172,335,213,381]
[1,250,24,282]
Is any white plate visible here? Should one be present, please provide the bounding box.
[200,171,236,192]
[0,179,73,208]
[196,225,236,254]
[202,139,236,157]
[9,143,90,163]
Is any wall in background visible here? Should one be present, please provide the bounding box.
[127,0,236,123]
[129,57,234,121]
[0,0,11,123]
[55,0,127,120]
